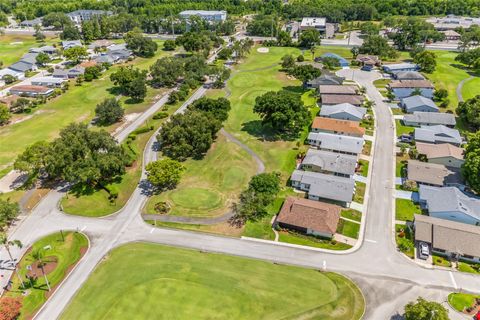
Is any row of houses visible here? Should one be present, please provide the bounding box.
[273,78,369,239]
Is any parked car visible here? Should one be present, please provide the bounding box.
[361,65,373,71]
[475,311,480,320]
[400,134,413,143]
[419,242,429,259]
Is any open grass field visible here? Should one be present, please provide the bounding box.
[223,46,317,181]
[145,133,258,218]
[61,243,365,320]
[462,77,480,101]
[448,293,480,312]
[0,41,170,172]
[5,232,88,319]
[395,198,421,221]
[0,34,58,66]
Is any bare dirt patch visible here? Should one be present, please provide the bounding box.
[257,47,269,53]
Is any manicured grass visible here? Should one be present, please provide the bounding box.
[391,108,406,115]
[395,224,415,259]
[0,34,58,66]
[373,78,391,88]
[5,232,88,319]
[462,77,480,101]
[395,198,421,221]
[61,243,365,320]
[395,119,415,136]
[448,293,480,312]
[353,181,365,204]
[341,209,362,222]
[396,157,408,177]
[432,254,451,268]
[336,219,360,239]
[278,231,353,250]
[457,261,480,274]
[427,50,476,112]
[358,159,369,177]
[145,133,258,218]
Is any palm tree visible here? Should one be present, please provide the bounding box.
[31,250,51,291]
[0,234,25,289]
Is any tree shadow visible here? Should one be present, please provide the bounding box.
[106,86,122,96]
[125,97,145,105]
[241,120,300,142]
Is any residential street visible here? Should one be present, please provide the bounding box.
[0,61,478,319]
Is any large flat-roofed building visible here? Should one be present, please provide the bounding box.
[300,17,326,32]
[414,214,480,263]
[67,10,113,25]
[179,10,227,22]
[275,196,341,239]
[426,15,480,31]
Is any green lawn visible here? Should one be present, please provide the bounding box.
[395,224,415,259]
[362,140,372,156]
[5,232,88,319]
[145,133,258,218]
[373,78,391,88]
[462,77,480,101]
[457,261,480,274]
[358,159,369,177]
[395,198,421,221]
[448,293,480,312]
[395,119,415,136]
[0,41,171,172]
[432,254,451,268]
[278,231,352,250]
[341,209,362,222]
[61,243,365,320]
[336,219,360,239]
[0,34,58,66]
[353,181,365,204]
[396,157,407,177]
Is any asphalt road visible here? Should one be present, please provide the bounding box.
[0,62,478,319]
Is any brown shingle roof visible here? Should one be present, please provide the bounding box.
[319,85,358,95]
[10,85,51,93]
[276,197,341,234]
[356,54,381,65]
[407,160,463,186]
[312,117,365,135]
[321,94,364,105]
[414,214,480,258]
[79,60,98,68]
[416,142,464,160]
[389,80,434,88]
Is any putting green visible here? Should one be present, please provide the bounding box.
[170,187,222,210]
[61,243,365,320]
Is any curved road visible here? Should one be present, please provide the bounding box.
[456,76,474,103]
[1,69,478,320]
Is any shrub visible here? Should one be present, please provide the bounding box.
[296,55,304,62]
[154,201,170,214]
[153,112,168,120]
[132,125,153,135]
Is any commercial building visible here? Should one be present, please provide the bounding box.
[179,10,227,22]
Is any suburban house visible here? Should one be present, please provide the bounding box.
[443,30,461,40]
[414,214,480,263]
[307,132,364,155]
[406,160,464,189]
[355,54,381,67]
[306,73,344,88]
[274,196,341,239]
[311,117,365,137]
[0,95,20,109]
[20,52,40,65]
[318,53,349,68]
[321,94,364,106]
[418,185,480,225]
[88,40,114,50]
[401,95,438,113]
[389,80,434,99]
[29,45,57,55]
[319,103,366,122]
[9,85,54,97]
[67,10,113,24]
[79,60,98,68]
[9,61,36,73]
[403,112,455,127]
[393,71,425,81]
[414,125,462,146]
[179,10,227,21]
[319,85,358,95]
[62,40,83,50]
[300,148,357,177]
[416,142,464,168]
[0,68,25,81]
[95,55,115,64]
[383,63,419,73]
[291,170,355,205]
[19,17,43,27]
[67,66,85,78]
[31,77,67,88]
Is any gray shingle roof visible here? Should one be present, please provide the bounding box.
[319,103,366,120]
[62,40,82,48]
[383,63,419,72]
[291,170,355,203]
[393,71,425,80]
[404,112,456,126]
[414,125,462,145]
[407,160,463,186]
[307,132,364,154]
[301,148,357,176]
[414,214,480,258]
[20,52,39,64]
[419,185,480,221]
[9,61,34,72]
[401,95,438,113]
